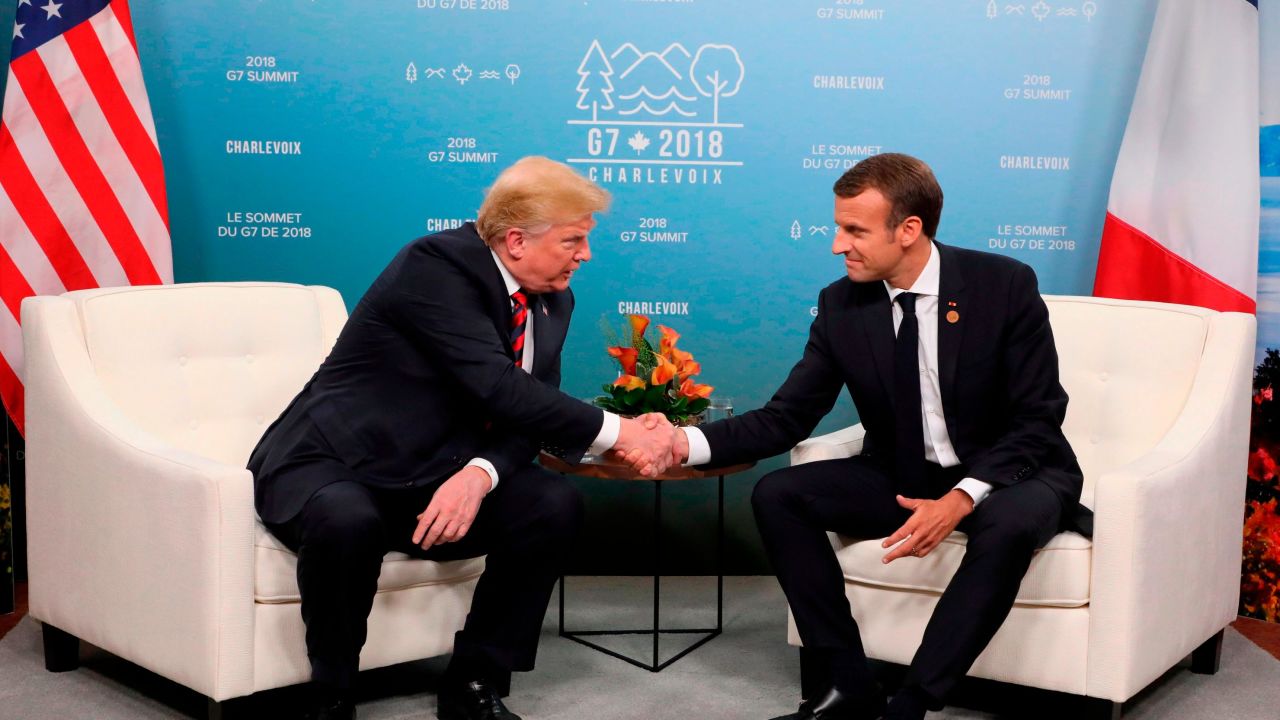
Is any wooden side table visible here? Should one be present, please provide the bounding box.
[540,453,754,672]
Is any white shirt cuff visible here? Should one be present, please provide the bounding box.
[681,426,712,466]
[466,458,500,492]
[954,477,993,507]
[588,411,620,455]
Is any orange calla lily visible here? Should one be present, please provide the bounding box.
[613,374,646,392]
[651,354,678,386]
[607,346,639,376]
[677,359,702,380]
[679,378,714,399]
[629,314,650,344]
[659,325,680,353]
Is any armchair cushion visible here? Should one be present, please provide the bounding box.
[253,522,486,603]
[832,531,1092,608]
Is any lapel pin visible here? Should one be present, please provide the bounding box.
[946,310,960,324]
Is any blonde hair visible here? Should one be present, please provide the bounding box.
[476,156,611,246]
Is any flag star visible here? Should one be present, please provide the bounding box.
[18,0,31,6]
[41,1,62,19]
[13,23,23,39]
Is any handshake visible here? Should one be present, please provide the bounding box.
[609,413,692,477]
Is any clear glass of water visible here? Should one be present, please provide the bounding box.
[704,397,734,423]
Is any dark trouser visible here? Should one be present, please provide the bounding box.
[751,455,1062,707]
[265,464,584,692]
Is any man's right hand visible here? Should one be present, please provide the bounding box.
[613,413,675,477]
[671,427,690,466]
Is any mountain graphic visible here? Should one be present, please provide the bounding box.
[609,43,697,117]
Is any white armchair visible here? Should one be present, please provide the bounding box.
[23,282,484,718]
[788,295,1255,718]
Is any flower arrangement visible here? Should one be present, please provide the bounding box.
[594,314,714,425]
[1242,349,1280,622]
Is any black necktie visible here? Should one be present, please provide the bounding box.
[510,289,528,368]
[893,292,926,497]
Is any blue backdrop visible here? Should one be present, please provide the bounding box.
[1,0,1162,571]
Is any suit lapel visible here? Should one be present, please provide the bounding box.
[531,295,559,377]
[936,241,967,438]
[858,282,896,404]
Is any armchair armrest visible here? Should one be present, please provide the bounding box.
[1085,312,1255,701]
[22,296,257,700]
[791,424,866,466]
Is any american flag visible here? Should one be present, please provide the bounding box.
[0,0,171,434]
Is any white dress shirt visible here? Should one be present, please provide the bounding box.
[682,241,992,506]
[464,251,619,490]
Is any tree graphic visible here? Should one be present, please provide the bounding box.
[690,44,744,125]
[576,40,615,122]
[406,62,418,84]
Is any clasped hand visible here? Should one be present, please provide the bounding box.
[611,413,678,477]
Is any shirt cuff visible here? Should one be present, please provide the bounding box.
[466,458,500,492]
[681,426,712,466]
[588,411,620,455]
[954,477,993,507]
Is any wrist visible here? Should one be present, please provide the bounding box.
[947,488,975,514]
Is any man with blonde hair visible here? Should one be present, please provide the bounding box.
[249,156,674,720]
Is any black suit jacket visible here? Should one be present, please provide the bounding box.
[701,241,1085,518]
[249,223,603,524]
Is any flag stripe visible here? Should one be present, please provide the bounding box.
[0,184,68,297]
[63,18,168,229]
[0,332,24,436]
[90,7,158,153]
[11,50,162,285]
[108,0,140,57]
[3,74,130,288]
[1094,212,1257,313]
[0,122,97,290]
[39,35,169,264]
[0,241,35,320]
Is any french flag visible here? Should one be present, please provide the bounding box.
[1093,0,1260,313]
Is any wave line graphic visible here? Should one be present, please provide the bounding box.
[618,101,696,117]
[618,86,697,102]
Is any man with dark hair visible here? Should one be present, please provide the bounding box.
[670,153,1083,720]
[249,157,675,720]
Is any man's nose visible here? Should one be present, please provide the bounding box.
[577,239,592,262]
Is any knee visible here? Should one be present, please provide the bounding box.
[968,514,1044,558]
[533,476,585,537]
[300,502,385,557]
[751,469,800,518]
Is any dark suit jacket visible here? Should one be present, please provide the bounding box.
[701,241,1085,520]
[249,223,603,524]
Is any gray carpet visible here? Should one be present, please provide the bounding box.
[1,577,1278,719]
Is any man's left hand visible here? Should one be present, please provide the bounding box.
[881,490,975,564]
[412,465,492,549]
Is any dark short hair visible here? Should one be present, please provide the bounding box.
[833,153,943,238]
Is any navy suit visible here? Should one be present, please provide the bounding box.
[700,242,1085,706]
[248,223,599,690]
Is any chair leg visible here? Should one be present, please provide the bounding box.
[1080,696,1122,720]
[799,646,829,701]
[41,623,80,672]
[1190,628,1225,675]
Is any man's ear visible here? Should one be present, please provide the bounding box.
[504,227,527,259]
[897,216,924,248]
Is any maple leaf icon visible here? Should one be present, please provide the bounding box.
[627,131,651,155]
[453,63,473,85]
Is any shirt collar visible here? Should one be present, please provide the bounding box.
[490,249,521,298]
[883,240,939,301]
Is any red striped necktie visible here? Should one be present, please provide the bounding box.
[511,289,529,368]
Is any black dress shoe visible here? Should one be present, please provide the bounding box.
[300,698,355,720]
[769,686,887,720]
[437,679,522,720]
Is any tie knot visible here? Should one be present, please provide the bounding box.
[895,292,917,313]
[511,289,528,308]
